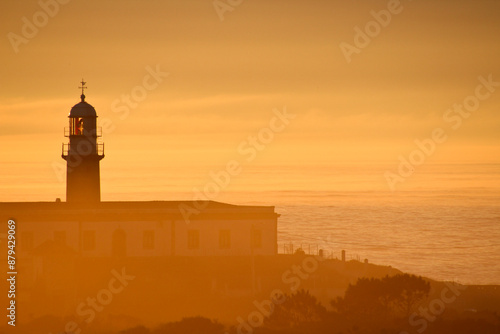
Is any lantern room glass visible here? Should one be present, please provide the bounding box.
[70,117,84,135]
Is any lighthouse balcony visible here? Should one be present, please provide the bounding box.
[61,143,105,158]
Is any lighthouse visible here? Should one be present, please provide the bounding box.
[62,80,104,203]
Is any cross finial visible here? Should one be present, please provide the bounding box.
[79,79,87,102]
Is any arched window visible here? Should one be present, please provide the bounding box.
[112,229,127,257]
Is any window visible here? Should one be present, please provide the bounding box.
[82,230,95,251]
[187,230,200,249]
[112,229,127,257]
[54,231,66,244]
[219,230,231,249]
[251,229,262,249]
[70,117,84,135]
[21,232,34,251]
[143,230,155,250]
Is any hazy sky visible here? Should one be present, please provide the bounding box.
[1,0,499,200]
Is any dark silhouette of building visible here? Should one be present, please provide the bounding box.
[62,80,104,203]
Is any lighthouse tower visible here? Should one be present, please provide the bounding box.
[62,80,104,203]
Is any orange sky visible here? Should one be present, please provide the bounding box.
[0,0,499,201]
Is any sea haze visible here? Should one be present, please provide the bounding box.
[1,162,499,284]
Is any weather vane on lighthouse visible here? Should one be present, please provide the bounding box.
[79,79,87,102]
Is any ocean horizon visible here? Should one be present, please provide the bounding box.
[2,162,499,285]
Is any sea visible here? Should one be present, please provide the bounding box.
[1,162,499,285]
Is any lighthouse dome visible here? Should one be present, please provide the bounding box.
[69,94,97,117]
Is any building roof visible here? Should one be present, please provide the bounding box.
[0,200,279,222]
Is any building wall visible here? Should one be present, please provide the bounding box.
[174,219,277,256]
[14,215,277,258]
